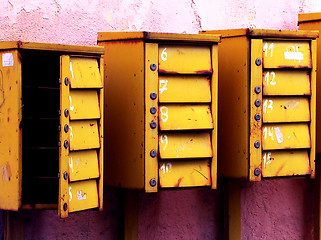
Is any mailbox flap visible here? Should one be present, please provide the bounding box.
[159,104,214,130]
[69,90,100,120]
[158,45,212,74]
[158,75,211,103]
[158,159,211,188]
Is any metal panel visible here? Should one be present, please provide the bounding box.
[69,120,100,151]
[69,150,99,182]
[262,97,310,123]
[263,41,311,68]
[262,123,311,150]
[69,90,100,120]
[158,104,213,130]
[158,75,211,103]
[69,57,102,89]
[158,45,212,74]
[68,179,99,213]
[262,150,310,177]
[158,132,212,159]
[263,70,311,95]
[158,159,211,188]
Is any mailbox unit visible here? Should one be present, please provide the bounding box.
[98,32,220,192]
[0,42,104,218]
[200,29,317,181]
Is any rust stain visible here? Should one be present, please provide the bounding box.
[195,70,213,75]
[193,168,208,180]
[174,177,183,187]
[275,163,285,176]
[90,123,94,126]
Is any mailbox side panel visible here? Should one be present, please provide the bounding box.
[100,40,145,189]
[217,36,250,178]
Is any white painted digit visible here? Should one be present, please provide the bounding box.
[160,134,168,151]
[69,96,74,111]
[69,186,72,202]
[160,162,172,174]
[263,99,273,113]
[69,156,74,173]
[263,152,272,168]
[265,71,276,86]
[159,79,168,94]
[160,163,166,174]
[160,106,169,122]
[161,48,168,61]
[263,43,274,57]
[263,127,274,141]
[69,125,73,141]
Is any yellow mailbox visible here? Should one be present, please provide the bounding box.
[200,29,317,181]
[98,32,220,192]
[0,42,104,218]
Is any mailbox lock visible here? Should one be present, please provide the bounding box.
[150,92,157,100]
[64,124,69,133]
[254,114,261,122]
[254,168,261,176]
[64,77,69,86]
[150,150,157,158]
[254,141,260,148]
[64,109,69,117]
[150,121,157,129]
[254,86,261,94]
[63,203,68,211]
[150,63,157,71]
[63,171,69,180]
[149,178,157,187]
[254,99,261,107]
[255,58,262,66]
[150,107,157,114]
[64,140,69,149]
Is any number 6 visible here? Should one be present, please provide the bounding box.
[161,48,167,61]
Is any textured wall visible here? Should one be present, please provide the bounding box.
[1,0,321,239]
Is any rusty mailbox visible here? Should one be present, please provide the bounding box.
[98,32,220,192]
[0,42,104,218]
[200,29,317,181]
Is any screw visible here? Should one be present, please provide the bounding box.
[254,168,261,176]
[254,99,261,107]
[58,125,61,131]
[64,124,69,133]
[149,178,157,187]
[255,86,261,94]
[58,141,61,147]
[150,121,157,129]
[150,107,157,114]
[63,203,68,211]
[150,150,157,158]
[254,141,260,148]
[59,78,62,84]
[254,114,261,122]
[58,110,61,116]
[255,58,262,66]
[150,63,157,71]
[63,171,69,180]
[65,77,69,86]
[64,109,69,117]
[64,140,69,149]
[150,92,157,100]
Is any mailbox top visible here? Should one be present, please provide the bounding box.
[200,29,318,39]
[299,12,321,23]
[0,41,105,55]
[97,31,221,44]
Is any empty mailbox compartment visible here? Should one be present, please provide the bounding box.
[98,32,220,192]
[0,42,104,218]
[200,29,317,181]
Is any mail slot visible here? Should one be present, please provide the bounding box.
[0,42,104,218]
[98,32,220,192]
[200,29,316,180]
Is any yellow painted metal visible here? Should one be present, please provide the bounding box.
[0,50,22,210]
[69,150,99,182]
[69,120,100,151]
[59,55,71,218]
[158,159,211,188]
[263,41,311,68]
[158,45,212,74]
[69,90,100,120]
[261,150,310,177]
[262,97,310,122]
[144,43,159,192]
[69,57,102,88]
[262,123,311,150]
[263,70,311,95]
[249,39,263,181]
[158,132,212,159]
[98,57,104,210]
[158,75,211,103]
[68,179,99,213]
[158,104,213,130]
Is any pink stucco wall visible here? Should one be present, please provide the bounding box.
[1,0,321,239]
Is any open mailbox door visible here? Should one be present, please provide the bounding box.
[59,55,103,218]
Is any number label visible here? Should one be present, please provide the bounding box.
[160,106,169,122]
[263,99,273,113]
[263,152,272,168]
[263,126,274,141]
[160,134,168,151]
[160,162,172,174]
[161,48,168,61]
[263,43,274,57]
[159,79,168,94]
[264,71,276,86]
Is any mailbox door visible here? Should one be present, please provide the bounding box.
[145,43,218,191]
[59,55,103,218]
[250,39,316,180]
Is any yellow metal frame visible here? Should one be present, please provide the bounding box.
[98,57,104,210]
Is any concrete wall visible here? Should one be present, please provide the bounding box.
[1,0,321,239]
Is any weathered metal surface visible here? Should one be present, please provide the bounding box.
[69,90,100,120]
[158,159,211,188]
[158,45,212,74]
[158,104,213,130]
[158,75,211,103]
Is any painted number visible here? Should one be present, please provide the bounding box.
[263,152,272,168]
[160,134,168,151]
[69,186,72,202]
[161,48,168,61]
[160,162,172,174]
[159,79,168,94]
[263,126,274,141]
[263,42,274,57]
[263,99,273,113]
[264,71,276,86]
[69,156,74,173]
[160,106,169,122]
